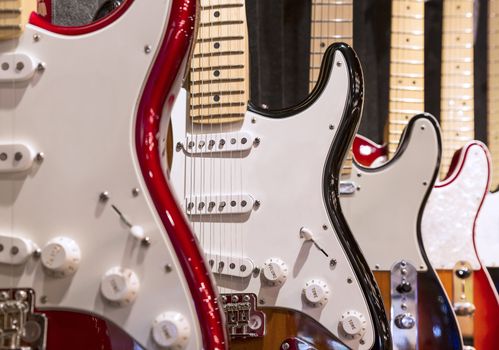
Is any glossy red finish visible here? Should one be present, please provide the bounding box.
[473,268,499,350]
[135,0,227,349]
[29,0,133,35]
[42,310,136,350]
[352,135,387,167]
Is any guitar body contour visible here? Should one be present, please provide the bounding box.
[170,43,391,350]
[344,115,463,350]
[422,142,499,350]
[0,1,227,349]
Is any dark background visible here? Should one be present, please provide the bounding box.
[52,0,489,145]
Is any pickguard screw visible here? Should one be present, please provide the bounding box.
[132,188,140,197]
[176,142,183,152]
[33,249,41,258]
[254,200,261,209]
[144,45,152,54]
[141,237,151,246]
[253,267,260,274]
[99,191,110,202]
[322,224,328,230]
[259,299,265,305]
[421,125,426,130]
[347,277,353,284]
[336,61,342,67]
[33,34,40,42]
[423,181,428,186]
[360,339,365,345]
[330,259,337,268]
[37,62,46,72]
[253,137,261,146]
[36,152,45,162]
[164,264,172,273]
[375,264,380,270]
[40,296,47,304]
[251,118,256,124]
[329,124,335,130]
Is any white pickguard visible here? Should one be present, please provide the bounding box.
[170,51,374,349]
[340,116,439,271]
[0,1,202,349]
[421,142,488,270]
[475,190,499,268]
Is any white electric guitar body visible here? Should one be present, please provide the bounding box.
[342,115,464,350]
[170,44,391,350]
[0,1,227,349]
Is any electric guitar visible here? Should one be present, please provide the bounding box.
[340,1,463,349]
[420,1,499,349]
[168,1,391,349]
[475,0,499,294]
[0,1,227,349]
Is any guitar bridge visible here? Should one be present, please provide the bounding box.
[222,293,265,338]
[0,289,47,350]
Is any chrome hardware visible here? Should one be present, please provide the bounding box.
[0,289,47,350]
[453,261,475,341]
[339,181,356,195]
[394,313,416,329]
[222,293,265,338]
[391,261,417,350]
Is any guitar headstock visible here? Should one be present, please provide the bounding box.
[0,0,38,41]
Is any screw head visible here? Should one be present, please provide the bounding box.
[37,62,46,72]
[132,188,140,197]
[141,237,152,247]
[144,45,152,54]
[36,152,45,162]
[99,191,110,202]
[33,34,40,42]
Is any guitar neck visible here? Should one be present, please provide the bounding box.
[387,0,425,157]
[439,0,475,177]
[188,0,249,125]
[488,0,499,189]
[0,0,36,40]
[310,1,353,178]
[309,0,353,91]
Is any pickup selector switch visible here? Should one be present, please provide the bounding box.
[303,279,330,307]
[262,258,288,286]
[100,267,140,306]
[340,310,367,339]
[152,311,191,349]
[41,237,81,277]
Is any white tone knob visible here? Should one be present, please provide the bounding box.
[303,279,330,307]
[152,311,191,349]
[340,310,367,337]
[100,267,140,306]
[130,225,145,240]
[41,236,81,276]
[262,258,288,285]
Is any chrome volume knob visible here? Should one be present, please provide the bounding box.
[100,267,140,306]
[152,311,191,349]
[340,310,367,338]
[41,236,81,277]
[262,258,288,286]
[303,279,330,307]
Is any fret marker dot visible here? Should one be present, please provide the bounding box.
[412,81,416,85]
[320,42,326,48]
[214,70,220,77]
[214,42,220,49]
[214,11,220,17]
[214,95,220,102]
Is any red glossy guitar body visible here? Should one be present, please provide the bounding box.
[352,135,387,167]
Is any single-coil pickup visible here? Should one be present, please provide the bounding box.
[0,53,41,82]
[185,194,255,215]
[180,131,256,155]
[0,235,36,265]
[206,253,254,278]
[0,144,36,173]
